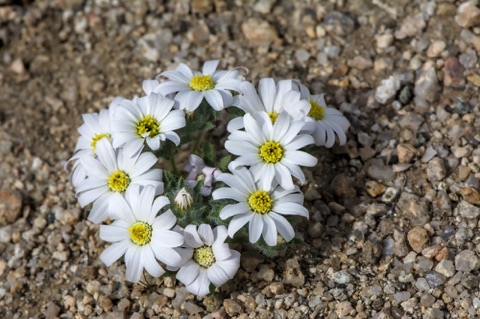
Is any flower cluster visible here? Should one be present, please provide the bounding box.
[67,59,350,297]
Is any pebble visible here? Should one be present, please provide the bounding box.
[398,112,424,131]
[396,193,430,226]
[434,259,455,277]
[375,75,400,104]
[426,157,446,182]
[443,56,465,88]
[44,302,61,319]
[393,291,411,302]
[455,1,480,28]
[335,301,353,317]
[331,173,356,198]
[407,227,429,253]
[375,33,394,49]
[184,301,203,314]
[381,187,398,203]
[421,147,437,163]
[398,84,414,105]
[366,181,386,198]
[455,250,480,272]
[253,0,275,14]
[456,200,480,219]
[9,58,26,74]
[395,13,426,39]
[415,278,430,291]
[283,258,305,288]
[241,18,279,45]
[0,190,22,226]
[426,40,446,58]
[459,48,477,69]
[397,143,416,163]
[323,11,355,36]
[459,187,480,205]
[414,63,440,102]
[332,270,352,284]
[348,56,373,70]
[366,159,395,182]
[425,270,446,288]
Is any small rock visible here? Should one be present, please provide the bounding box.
[375,33,394,49]
[435,246,449,261]
[331,173,356,198]
[184,301,203,314]
[455,1,480,28]
[253,0,275,14]
[241,18,279,45]
[224,299,242,316]
[348,56,373,70]
[426,157,446,182]
[191,0,212,14]
[397,143,416,163]
[395,13,426,39]
[425,270,446,288]
[257,264,274,282]
[335,301,353,317]
[295,49,310,63]
[9,58,25,75]
[426,40,446,58]
[397,193,430,226]
[415,278,430,291]
[393,291,411,302]
[0,190,22,226]
[323,11,355,36]
[332,270,352,284]
[414,63,440,102]
[44,302,61,319]
[407,227,429,253]
[366,159,395,182]
[283,258,305,288]
[398,112,424,131]
[381,187,398,203]
[421,147,437,163]
[424,308,444,319]
[443,56,465,88]
[456,200,480,218]
[366,181,386,198]
[434,259,455,277]
[398,84,414,105]
[459,48,477,69]
[375,75,400,104]
[455,250,480,271]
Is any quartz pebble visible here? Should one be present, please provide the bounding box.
[455,250,480,272]
[455,1,480,28]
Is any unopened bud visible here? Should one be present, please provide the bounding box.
[174,187,194,211]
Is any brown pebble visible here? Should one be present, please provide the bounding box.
[435,247,449,261]
[467,74,480,86]
[407,227,429,253]
[444,57,465,88]
[366,180,386,197]
[459,187,480,205]
[397,143,416,163]
[0,190,22,226]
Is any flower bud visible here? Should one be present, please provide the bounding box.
[174,187,194,211]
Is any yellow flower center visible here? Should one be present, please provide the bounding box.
[259,141,283,164]
[193,245,216,268]
[189,75,215,92]
[137,115,160,138]
[248,190,273,214]
[268,112,278,124]
[108,170,131,193]
[128,221,152,246]
[91,133,111,153]
[308,99,325,120]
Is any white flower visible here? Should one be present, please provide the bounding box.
[174,187,194,211]
[228,78,311,132]
[184,154,221,196]
[76,138,163,224]
[111,93,186,157]
[225,111,317,190]
[99,185,184,282]
[155,60,247,112]
[66,97,124,188]
[175,224,240,297]
[296,84,350,147]
[212,167,308,246]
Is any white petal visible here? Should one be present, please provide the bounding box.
[219,202,251,220]
[269,212,295,242]
[100,222,129,242]
[151,244,182,267]
[186,269,210,297]
[176,260,200,286]
[152,229,184,248]
[100,240,129,266]
[258,78,276,113]
[262,215,278,246]
[227,213,252,238]
[202,60,219,75]
[207,263,230,287]
[184,224,204,248]
[212,243,232,261]
[198,224,214,246]
[274,162,295,190]
[142,247,165,278]
[125,246,143,282]
[152,210,177,231]
[204,90,225,111]
[248,214,263,244]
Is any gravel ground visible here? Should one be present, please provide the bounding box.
[1,0,480,318]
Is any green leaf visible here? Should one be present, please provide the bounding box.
[218,155,231,171]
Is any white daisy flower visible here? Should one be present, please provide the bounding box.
[212,167,308,246]
[111,93,186,157]
[228,78,311,132]
[225,111,317,190]
[76,138,163,224]
[175,224,240,297]
[296,83,350,147]
[66,97,125,188]
[155,60,247,112]
[99,185,184,282]
[184,154,221,196]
